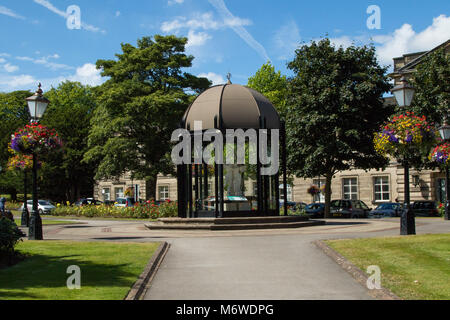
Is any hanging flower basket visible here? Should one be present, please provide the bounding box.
[429,142,450,166]
[6,154,41,171]
[10,124,62,155]
[307,185,320,196]
[374,112,437,161]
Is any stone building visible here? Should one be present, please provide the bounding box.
[94,40,449,207]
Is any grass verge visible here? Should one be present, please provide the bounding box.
[325,234,450,300]
[0,241,159,300]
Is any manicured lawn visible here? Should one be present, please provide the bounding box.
[14,218,81,225]
[326,234,450,300]
[0,241,159,300]
[11,210,154,222]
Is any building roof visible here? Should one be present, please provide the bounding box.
[181,83,281,130]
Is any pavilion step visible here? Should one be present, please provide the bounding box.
[157,216,309,225]
[145,220,325,231]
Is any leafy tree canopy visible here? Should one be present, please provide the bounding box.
[247,62,288,116]
[39,81,98,202]
[410,47,449,125]
[285,38,393,216]
[0,90,32,198]
[84,35,211,198]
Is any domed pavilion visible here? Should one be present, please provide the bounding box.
[176,81,288,218]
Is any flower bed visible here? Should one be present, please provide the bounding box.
[51,200,177,219]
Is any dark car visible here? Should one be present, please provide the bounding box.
[411,201,439,217]
[75,198,103,207]
[330,199,371,218]
[305,203,325,218]
[369,202,403,218]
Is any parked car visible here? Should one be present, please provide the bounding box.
[369,202,403,218]
[74,198,103,207]
[279,200,298,211]
[330,199,371,218]
[305,203,325,218]
[411,201,439,217]
[20,200,56,215]
[295,202,308,211]
[114,197,136,208]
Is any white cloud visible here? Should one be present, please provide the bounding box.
[329,36,354,49]
[16,54,73,71]
[198,72,225,85]
[0,58,5,64]
[168,0,184,5]
[186,30,212,48]
[4,63,19,73]
[373,14,450,65]
[161,12,221,32]
[207,0,270,62]
[33,0,105,34]
[273,20,301,60]
[0,5,25,19]
[0,74,36,90]
[115,11,121,17]
[68,63,103,86]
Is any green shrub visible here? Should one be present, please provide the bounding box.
[437,203,446,217]
[49,201,178,219]
[0,217,24,257]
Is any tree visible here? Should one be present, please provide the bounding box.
[247,62,288,116]
[0,91,32,200]
[39,81,98,202]
[410,47,449,125]
[84,35,211,199]
[286,39,393,218]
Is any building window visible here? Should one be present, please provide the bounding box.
[279,183,292,201]
[374,176,390,202]
[343,178,358,200]
[102,188,110,201]
[159,185,170,201]
[115,187,124,199]
[437,178,446,203]
[313,179,325,203]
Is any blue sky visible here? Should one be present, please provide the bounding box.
[0,0,449,92]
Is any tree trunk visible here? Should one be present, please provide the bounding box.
[146,174,158,200]
[9,188,17,202]
[324,173,333,218]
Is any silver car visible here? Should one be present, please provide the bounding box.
[20,200,56,214]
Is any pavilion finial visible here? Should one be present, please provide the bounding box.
[226,72,232,84]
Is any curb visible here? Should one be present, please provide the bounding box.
[125,241,170,300]
[313,240,400,300]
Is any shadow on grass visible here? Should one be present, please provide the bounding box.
[0,252,143,299]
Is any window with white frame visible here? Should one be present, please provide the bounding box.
[159,185,170,201]
[342,178,358,200]
[313,179,325,203]
[114,187,124,199]
[102,188,110,201]
[374,176,390,202]
[279,183,293,201]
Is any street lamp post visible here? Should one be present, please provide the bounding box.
[438,117,450,220]
[392,76,416,235]
[21,171,29,227]
[26,83,49,240]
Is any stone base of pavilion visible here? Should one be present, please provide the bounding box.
[144,216,325,231]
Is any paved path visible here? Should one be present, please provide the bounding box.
[38,217,450,300]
